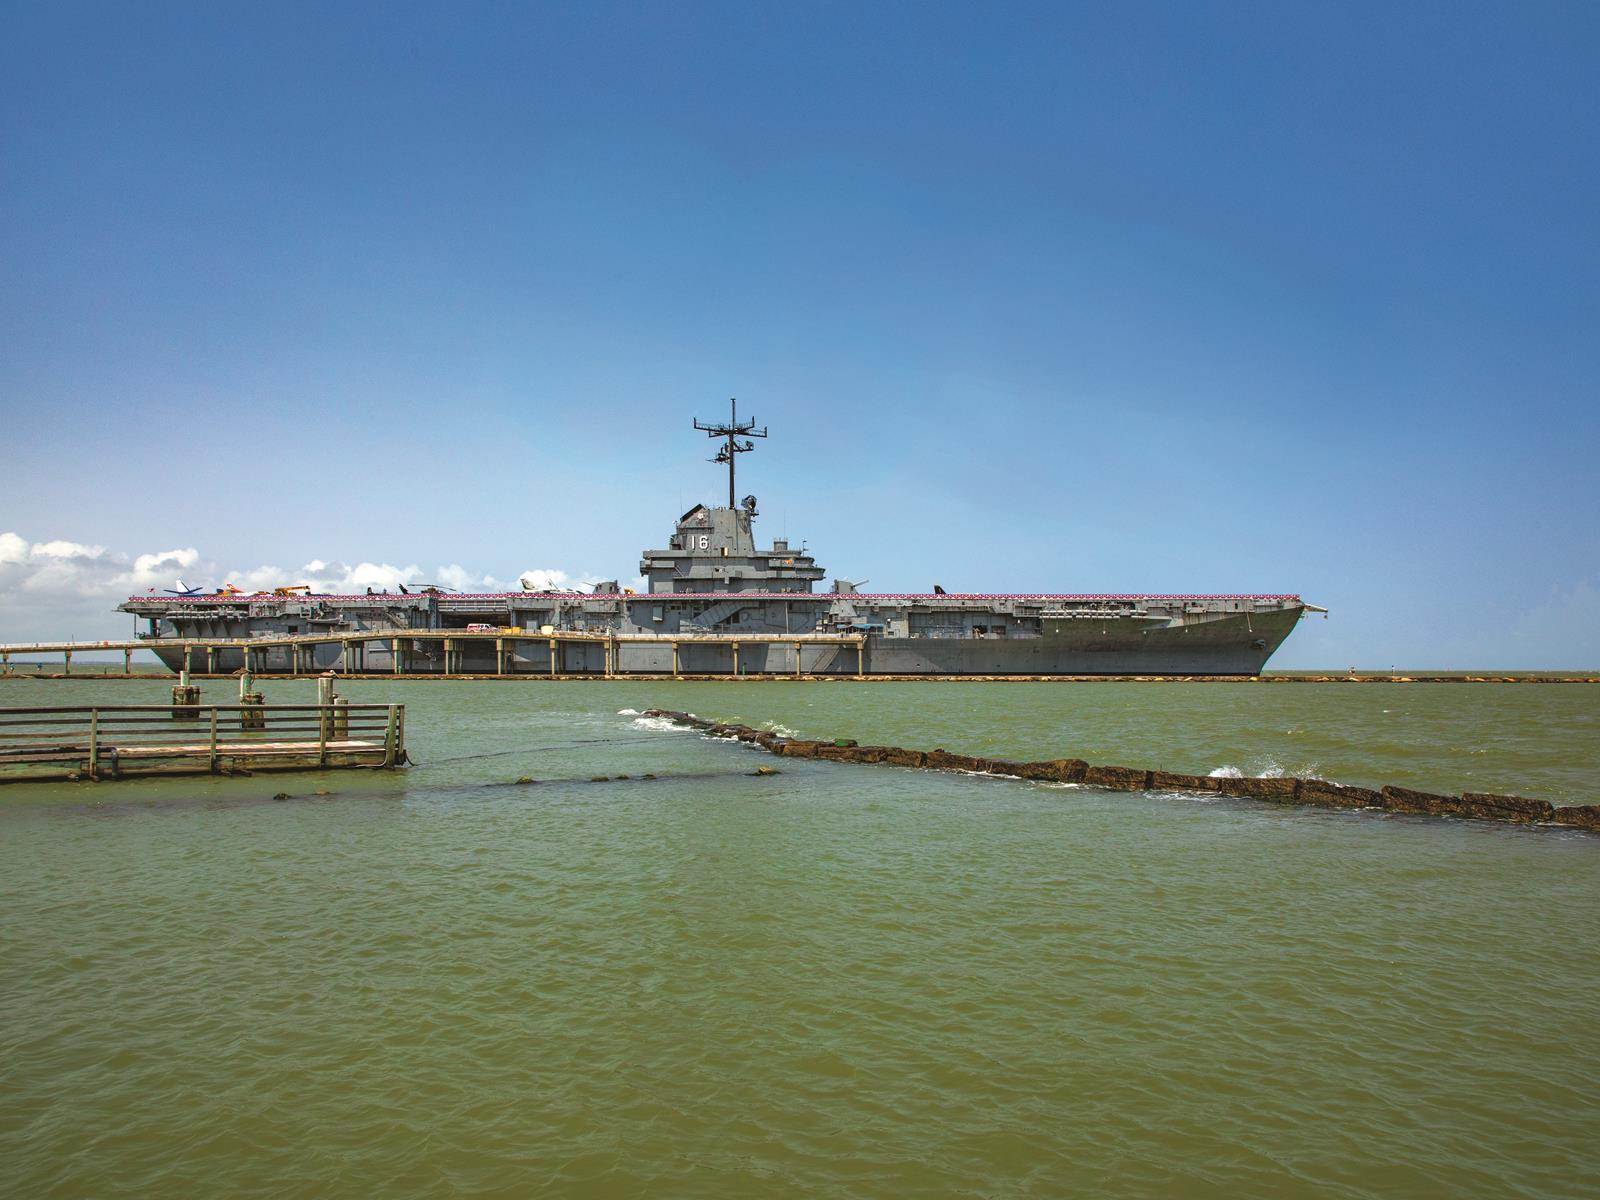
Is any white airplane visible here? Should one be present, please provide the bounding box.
[164,580,205,596]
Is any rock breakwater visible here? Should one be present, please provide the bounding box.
[639,710,1599,832]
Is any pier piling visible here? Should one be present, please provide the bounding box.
[171,669,200,719]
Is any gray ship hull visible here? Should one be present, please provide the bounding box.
[142,607,1298,677]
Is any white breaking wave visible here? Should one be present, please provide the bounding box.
[630,716,684,733]
[616,708,641,716]
[1209,761,1324,781]
[761,721,800,738]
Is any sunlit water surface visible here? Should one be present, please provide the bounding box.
[3,678,1596,1198]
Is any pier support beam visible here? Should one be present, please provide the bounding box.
[549,639,558,678]
[317,673,336,753]
[794,642,802,678]
[171,668,200,719]
[732,641,740,678]
[64,649,72,676]
[124,648,133,677]
[239,667,264,729]
[392,638,401,675]
[672,641,680,678]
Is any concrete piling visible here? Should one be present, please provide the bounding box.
[171,668,200,719]
[239,669,265,730]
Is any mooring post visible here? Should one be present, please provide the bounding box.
[239,667,264,729]
[549,638,558,678]
[496,637,505,676]
[392,638,401,675]
[208,706,219,772]
[206,645,216,675]
[672,641,680,678]
[63,649,72,676]
[317,672,335,746]
[123,647,132,676]
[857,637,865,679]
[87,708,99,779]
[794,642,803,678]
[383,704,400,766]
[732,641,740,677]
[171,667,200,719]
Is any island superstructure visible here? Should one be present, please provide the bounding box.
[118,403,1312,676]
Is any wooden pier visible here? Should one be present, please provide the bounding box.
[1,636,1597,683]
[0,703,407,784]
[0,631,871,679]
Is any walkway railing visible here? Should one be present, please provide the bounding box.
[0,703,406,781]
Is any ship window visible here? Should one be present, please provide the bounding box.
[720,546,729,557]
[652,605,664,622]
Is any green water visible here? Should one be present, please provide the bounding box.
[3,678,1596,1198]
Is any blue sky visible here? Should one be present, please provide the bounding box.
[2,1,1597,666]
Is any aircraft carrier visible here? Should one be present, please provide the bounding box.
[119,404,1314,676]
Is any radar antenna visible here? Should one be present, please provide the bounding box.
[693,398,767,509]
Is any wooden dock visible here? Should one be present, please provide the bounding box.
[0,631,870,678]
[0,703,407,784]
[1,637,1596,684]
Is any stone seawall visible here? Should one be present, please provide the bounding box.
[639,710,1600,833]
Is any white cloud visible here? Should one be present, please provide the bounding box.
[0,530,599,647]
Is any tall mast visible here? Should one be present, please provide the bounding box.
[693,398,767,509]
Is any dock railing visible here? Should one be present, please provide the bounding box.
[0,703,407,780]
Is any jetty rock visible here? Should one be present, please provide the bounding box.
[1149,771,1223,793]
[1082,765,1152,791]
[1018,759,1089,784]
[1459,793,1555,823]
[1299,780,1381,809]
[1218,776,1301,802]
[1552,804,1600,831]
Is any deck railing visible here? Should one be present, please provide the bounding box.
[0,703,406,776]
